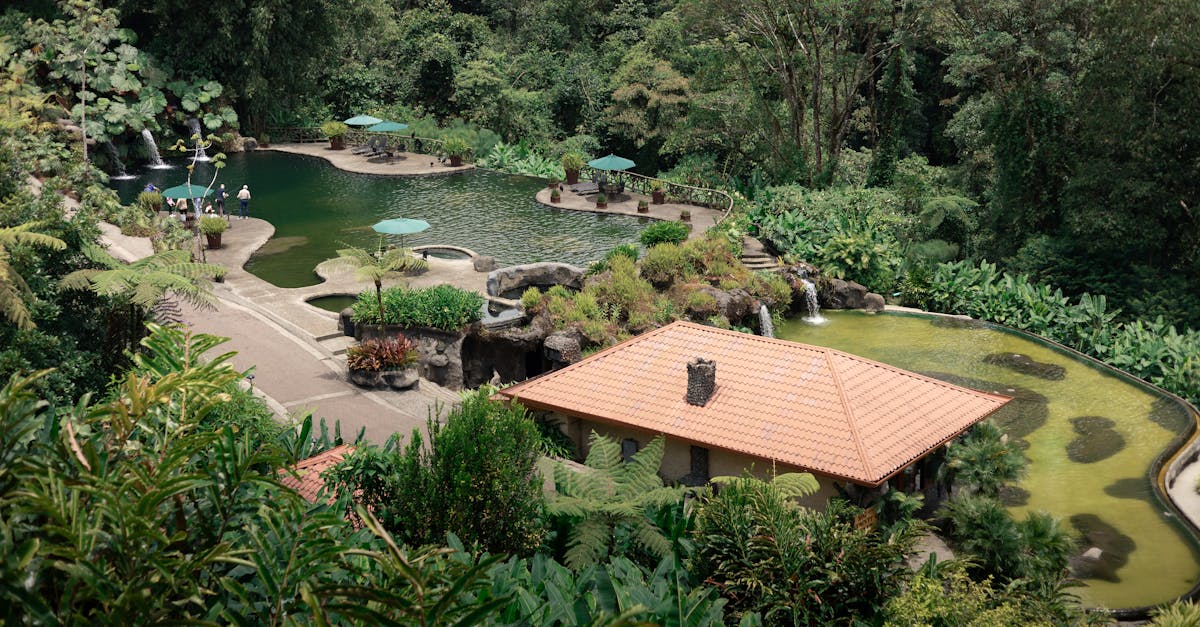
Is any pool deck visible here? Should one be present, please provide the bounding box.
[264,143,475,176]
[103,216,485,444]
[532,186,721,240]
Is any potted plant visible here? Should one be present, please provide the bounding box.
[650,180,667,204]
[595,192,607,209]
[679,209,691,222]
[548,177,561,189]
[199,215,228,249]
[443,137,470,167]
[346,335,420,389]
[637,199,649,213]
[550,189,561,203]
[561,152,584,185]
[258,132,270,148]
[321,121,349,150]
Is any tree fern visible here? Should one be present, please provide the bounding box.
[548,432,692,570]
[0,221,66,329]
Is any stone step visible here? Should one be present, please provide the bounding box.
[314,331,346,342]
[318,335,356,356]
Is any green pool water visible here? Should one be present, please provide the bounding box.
[777,310,1200,610]
[113,152,647,288]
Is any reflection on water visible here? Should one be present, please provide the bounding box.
[777,310,1199,609]
[113,152,647,288]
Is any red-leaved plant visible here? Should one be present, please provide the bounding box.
[346,335,418,372]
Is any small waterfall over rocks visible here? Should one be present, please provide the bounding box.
[186,118,210,161]
[758,304,775,338]
[141,129,171,169]
[800,278,827,325]
[103,141,134,179]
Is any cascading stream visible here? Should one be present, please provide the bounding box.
[800,278,826,324]
[141,129,171,169]
[758,304,775,338]
[186,118,210,161]
[103,140,134,179]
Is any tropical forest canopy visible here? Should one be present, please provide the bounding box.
[5,0,1198,326]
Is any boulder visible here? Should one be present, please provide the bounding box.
[863,292,885,312]
[486,262,585,298]
[544,330,583,368]
[473,255,496,272]
[820,278,870,310]
[242,137,259,151]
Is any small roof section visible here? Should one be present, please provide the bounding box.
[279,444,354,502]
[498,322,1011,486]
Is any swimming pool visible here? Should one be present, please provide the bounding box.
[113,151,648,288]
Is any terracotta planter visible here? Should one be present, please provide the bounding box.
[204,232,223,249]
[680,214,691,222]
[637,203,649,213]
[596,201,607,209]
[565,169,580,184]
[348,369,382,387]
[550,194,561,204]
[652,190,666,204]
[382,368,420,390]
[449,155,463,167]
[330,136,346,150]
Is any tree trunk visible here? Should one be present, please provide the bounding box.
[375,280,384,324]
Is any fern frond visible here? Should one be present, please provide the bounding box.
[584,431,623,472]
[564,517,610,571]
[630,518,672,560]
[771,473,820,499]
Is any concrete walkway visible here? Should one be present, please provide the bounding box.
[106,216,469,444]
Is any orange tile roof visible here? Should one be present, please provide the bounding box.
[279,444,354,502]
[499,321,1010,486]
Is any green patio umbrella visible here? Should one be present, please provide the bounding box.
[366,121,410,132]
[161,183,216,199]
[587,154,636,171]
[343,114,383,126]
[372,218,430,248]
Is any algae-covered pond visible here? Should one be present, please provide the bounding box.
[777,310,1200,610]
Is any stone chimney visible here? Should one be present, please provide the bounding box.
[686,357,716,406]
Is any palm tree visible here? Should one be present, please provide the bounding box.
[548,433,690,570]
[0,222,66,330]
[326,244,427,324]
[60,245,224,355]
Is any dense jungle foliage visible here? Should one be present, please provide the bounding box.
[2,0,1199,623]
[4,0,1197,328]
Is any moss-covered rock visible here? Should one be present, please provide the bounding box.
[1066,416,1125,464]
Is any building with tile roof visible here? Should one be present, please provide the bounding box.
[498,321,1011,505]
[279,444,355,502]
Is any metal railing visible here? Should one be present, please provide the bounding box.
[579,166,735,221]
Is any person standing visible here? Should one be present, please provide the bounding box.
[237,184,251,219]
[215,184,227,215]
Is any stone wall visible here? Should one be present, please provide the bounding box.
[486,262,585,299]
[354,323,470,390]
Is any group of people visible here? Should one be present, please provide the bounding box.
[145,183,253,220]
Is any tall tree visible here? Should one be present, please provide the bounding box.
[689,0,908,184]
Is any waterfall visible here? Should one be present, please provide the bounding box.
[800,278,827,325]
[141,129,171,169]
[758,304,775,338]
[103,140,134,180]
[186,118,210,161]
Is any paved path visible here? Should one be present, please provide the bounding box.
[106,215,465,444]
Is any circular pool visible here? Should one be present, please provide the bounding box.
[113,152,648,288]
[777,310,1200,610]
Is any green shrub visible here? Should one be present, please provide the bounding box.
[587,243,639,275]
[1153,601,1200,627]
[197,383,282,451]
[199,215,227,234]
[584,256,655,326]
[320,121,348,138]
[520,286,543,311]
[684,290,718,317]
[639,243,691,287]
[136,191,162,214]
[938,493,1074,590]
[695,477,911,625]
[638,221,690,247]
[328,390,546,555]
[351,285,483,330]
[560,151,585,171]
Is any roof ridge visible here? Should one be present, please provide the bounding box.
[822,348,876,480]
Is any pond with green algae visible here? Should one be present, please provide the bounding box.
[113,151,648,288]
[777,310,1200,610]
